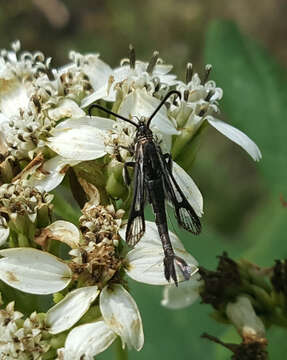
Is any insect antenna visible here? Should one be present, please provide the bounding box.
[147,90,181,128]
[88,103,139,127]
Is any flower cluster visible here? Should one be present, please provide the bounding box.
[0,180,53,247]
[0,41,262,359]
[0,297,52,359]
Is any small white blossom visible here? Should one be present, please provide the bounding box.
[0,42,95,165]
[0,301,51,359]
[81,49,177,107]
[173,66,261,161]
[118,88,179,136]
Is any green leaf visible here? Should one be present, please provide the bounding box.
[205,20,287,194]
[52,187,81,225]
[243,196,287,264]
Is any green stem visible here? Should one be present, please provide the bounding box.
[114,337,128,360]
[18,233,30,247]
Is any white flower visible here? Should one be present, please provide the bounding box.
[48,283,144,356]
[118,88,179,137]
[121,221,198,285]
[173,67,261,161]
[61,51,113,105]
[0,301,51,358]
[0,42,94,163]
[53,219,197,358]
[0,218,198,358]
[81,49,177,107]
[76,88,181,163]
[47,116,115,161]
[47,88,182,167]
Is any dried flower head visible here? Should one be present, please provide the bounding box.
[69,203,125,287]
[198,252,241,309]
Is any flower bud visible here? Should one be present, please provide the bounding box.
[0,180,53,246]
[226,296,265,341]
[106,159,127,199]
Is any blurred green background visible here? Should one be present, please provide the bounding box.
[1,0,287,359]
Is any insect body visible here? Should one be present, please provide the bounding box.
[89,90,201,285]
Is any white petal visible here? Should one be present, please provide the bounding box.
[62,320,117,359]
[153,64,173,76]
[81,86,113,107]
[158,132,172,153]
[123,221,198,285]
[47,286,99,334]
[113,65,131,82]
[55,116,115,131]
[118,89,179,135]
[171,162,203,217]
[0,79,30,117]
[26,156,79,192]
[47,117,114,161]
[161,273,202,309]
[82,56,113,91]
[0,248,72,294]
[48,99,85,121]
[0,220,9,247]
[0,113,9,126]
[45,220,81,248]
[80,57,114,107]
[100,284,144,351]
[207,117,262,161]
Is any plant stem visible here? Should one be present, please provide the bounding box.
[114,337,128,360]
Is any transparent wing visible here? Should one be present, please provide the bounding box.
[161,155,201,235]
[126,149,146,247]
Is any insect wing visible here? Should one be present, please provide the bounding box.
[126,147,146,247]
[161,156,201,234]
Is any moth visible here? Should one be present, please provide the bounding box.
[89,90,201,285]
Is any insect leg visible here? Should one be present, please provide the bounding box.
[119,144,135,156]
[123,161,135,186]
[162,233,191,285]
